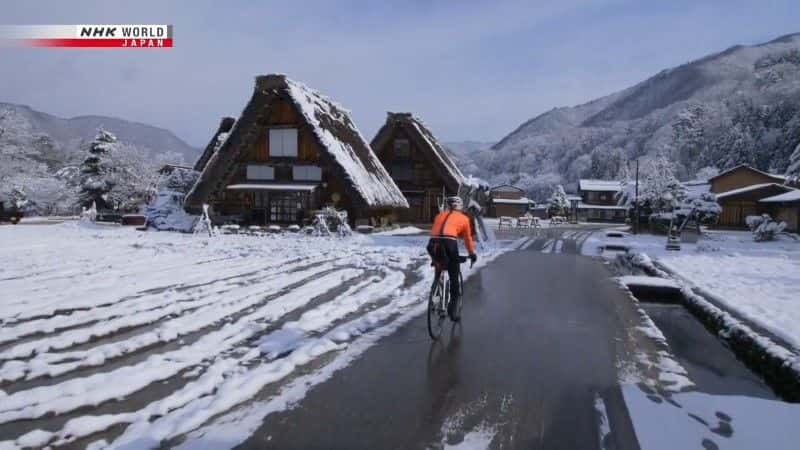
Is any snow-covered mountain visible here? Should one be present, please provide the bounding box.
[472,33,800,199]
[0,102,199,214]
[442,141,495,178]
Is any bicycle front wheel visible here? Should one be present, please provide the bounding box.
[427,274,447,340]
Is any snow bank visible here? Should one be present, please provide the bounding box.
[617,275,680,289]
[624,385,800,450]
[659,254,800,349]
[374,226,426,236]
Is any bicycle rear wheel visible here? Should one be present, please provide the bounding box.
[427,274,448,340]
[455,271,464,320]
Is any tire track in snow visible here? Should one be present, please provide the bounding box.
[0,261,337,384]
[0,257,318,348]
[1,266,412,449]
[0,268,364,425]
[0,254,302,325]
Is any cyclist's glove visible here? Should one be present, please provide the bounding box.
[469,253,477,264]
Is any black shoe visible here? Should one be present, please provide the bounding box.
[448,296,461,322]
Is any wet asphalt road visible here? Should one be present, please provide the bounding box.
[236,228,644,450]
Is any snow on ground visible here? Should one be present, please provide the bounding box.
[623,384,800,450]
[583,228,800,351]
[617,275,680,290]
[0,223,517,449]
[373,225,426,236]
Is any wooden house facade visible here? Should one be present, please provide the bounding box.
[709,165,797,228]
[577,179,627,222]
[488,185,533,217]
[371,113,464,223]
[185,75,408,225]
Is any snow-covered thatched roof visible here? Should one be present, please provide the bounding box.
[578,179,623,192]
[371,112,465,193]
[185,74,408,211]
[193,117,235,172]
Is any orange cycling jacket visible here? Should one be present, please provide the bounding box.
[430,210,475,254]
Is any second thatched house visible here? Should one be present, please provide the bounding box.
[185,74,408,225]
[371,112,464,223]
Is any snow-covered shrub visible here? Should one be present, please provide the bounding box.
[144,190,197,232]
[683,191,721,225]
[145,168,201,232]
[80,201,97,223]
[746,214,787,241]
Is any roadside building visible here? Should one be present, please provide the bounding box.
[709,165,797,228]
[758,190,800,232]
[184,74,408,225]
[715,183,795,228]
[708,164,792,194]
[577,179,628,222]
[371,112,463,223]
[487,185,534,218]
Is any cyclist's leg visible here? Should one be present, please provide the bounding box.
[443,240,461,318]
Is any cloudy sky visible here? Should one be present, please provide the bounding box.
[1,0,799,148]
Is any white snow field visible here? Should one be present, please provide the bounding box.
[623,384,800,450]
[0,223,518,449]
[583,229,800,350]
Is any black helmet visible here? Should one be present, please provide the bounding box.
[446,196,463,210]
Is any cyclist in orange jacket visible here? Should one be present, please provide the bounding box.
[426,196,477,321]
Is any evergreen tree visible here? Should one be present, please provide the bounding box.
[547,185,570,217]
[787,142,800,182]
[77,129,117,210]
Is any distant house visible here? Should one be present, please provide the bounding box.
[716,183,796,228]
[371,112,463,223]
[709,165,797,228]
[760,190,800,232]
[577,179,627,222]
[487,185,534,218]
[708,165,791,194]
[157,164,194,176]
[184,74,408,225]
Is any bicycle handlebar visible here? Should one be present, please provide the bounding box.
[457,255,474,268]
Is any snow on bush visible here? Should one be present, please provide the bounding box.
[682,191,721,224]
[145,168,200,232]
[746,214,788,241]
[145,190,197,232]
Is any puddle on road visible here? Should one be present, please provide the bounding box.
[642,304,776,399]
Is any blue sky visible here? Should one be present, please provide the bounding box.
[1,0,799,148]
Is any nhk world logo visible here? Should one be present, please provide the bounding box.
[0,25,173,48]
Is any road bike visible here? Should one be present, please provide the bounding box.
[427,255,471,340]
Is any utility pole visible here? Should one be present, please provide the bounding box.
[634,159,639,235]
